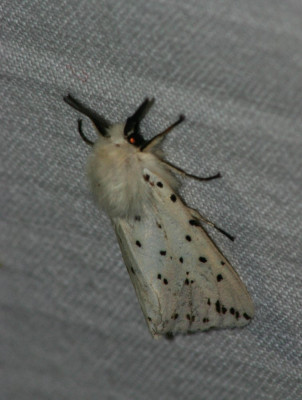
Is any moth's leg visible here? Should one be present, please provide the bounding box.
[141,115,185,151]
[77,119,94,146]
[190,209,235,241]
[141,114,220,181]
[161,159,221,182]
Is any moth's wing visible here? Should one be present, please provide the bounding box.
[113,216,164,338]
[113,168,254,338]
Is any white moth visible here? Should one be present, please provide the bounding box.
[63,94,254,339]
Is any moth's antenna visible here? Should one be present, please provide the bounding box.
[161,159,221,182]
[124,98,155,136]
[77,119,94,146]
[141,115,185,151]
[63,94,110,137]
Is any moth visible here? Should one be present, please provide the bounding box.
[63,94,254,338]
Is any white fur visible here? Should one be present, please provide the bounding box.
[87,123,178,218]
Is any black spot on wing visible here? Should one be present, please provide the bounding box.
[156,181,163,188]
[199,256,207,263]
[130,267,135,274]
[179,257,183,263]
[189,219,199,226]
[170,194,177,202]
[221,261,225,265]
[243,313,251,320]
[134,215,141,221]
[203,318,209,323]
[217,274,223,282]
[135,240,142,247]
[185,235,191,242]
[230,307,235,315]
[185,278,189,285]
[171,313,179,320]
[157,274,168,284]
[160,250,166,256]
[143,174,150,182]
[215,300,221,313]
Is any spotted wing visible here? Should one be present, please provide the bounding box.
[113,168,254,338]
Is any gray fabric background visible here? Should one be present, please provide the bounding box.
[1,1,301,399]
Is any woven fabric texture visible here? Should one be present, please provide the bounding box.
[1,1,301,399]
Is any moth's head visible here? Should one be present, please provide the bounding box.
[63,94,154,149]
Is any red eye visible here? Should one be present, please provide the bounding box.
[129,137,136,144]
